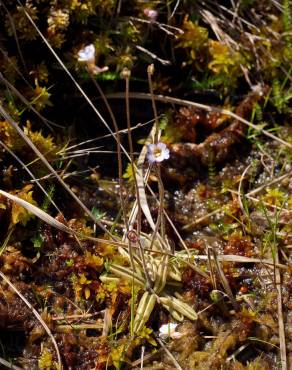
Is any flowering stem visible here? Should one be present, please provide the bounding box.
[147,64,159,143]
[148,163,166,253]
[123,68,143,274]
[156,164,166,238]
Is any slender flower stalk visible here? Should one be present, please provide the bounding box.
[147,64,159,142]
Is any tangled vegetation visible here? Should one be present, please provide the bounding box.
[0,0,291,369]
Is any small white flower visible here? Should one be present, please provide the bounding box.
[159,323,182,339]
[77,44,96,63]
[251,83,264,97]
[147,142,170,164]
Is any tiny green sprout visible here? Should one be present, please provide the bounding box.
[31,232,44,249]
[138,326,157,346]
[210,290,226,303]
[263,187,286,206]
[66,259,74,267]
[158,114,170,131]
[122,162,134,182]
[91,206,106,221]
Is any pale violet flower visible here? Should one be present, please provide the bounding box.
[77,44,96,63]
[159,323,182,339]
[77,44,109,75]
[147,142,170,164]
[144,8,158,22]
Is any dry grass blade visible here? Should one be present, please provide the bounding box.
[194,254,288,269]
[135,46,171,65]
[182,208,222,230]
[0,271,62,369]
[0,140,62,214]
[0,105,112,238]
[0,189,77,234]
[129,124,157,233]
[210,248,238,309]
[0,227,13,257]
[106,92,292,149]
[247,171,292,196]
[130,349,163,368]
[102,308,113,337]
[0,189,125,247]
[0,357,23,370]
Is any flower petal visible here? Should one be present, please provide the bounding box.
[77,44,95,62]
[148,143,156,152]
[157,142,166,150]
